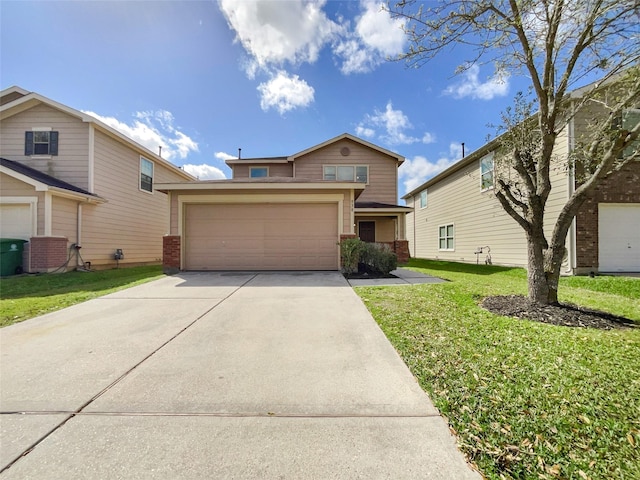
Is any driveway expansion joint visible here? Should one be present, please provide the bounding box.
[0,273,257,475]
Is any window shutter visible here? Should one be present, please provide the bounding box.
[50,131,59,155]
[25,132,34,156]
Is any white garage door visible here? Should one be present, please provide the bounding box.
[184,203,339,270]
[0,203,34,240]
[598,203,640,272]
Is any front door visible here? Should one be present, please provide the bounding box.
[359,221,375,243]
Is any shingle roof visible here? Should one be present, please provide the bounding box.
[355,201,412,210]
[0,157,98,197]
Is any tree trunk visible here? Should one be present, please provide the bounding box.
[526,234,565,305]
[526,233,551,304]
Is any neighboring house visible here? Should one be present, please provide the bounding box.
[403,86,640,275]
[158,133,411,272]
[0,86,194,273]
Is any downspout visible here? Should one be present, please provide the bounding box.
[77,203,83,268]
[413,195,416,258]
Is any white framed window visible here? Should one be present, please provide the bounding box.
[420,190,427,208]
[25,129,59,156]
[323,165,368,183]
[438,224,454,250]
[140,157,154,193]
[480,153,494,190]
[250,166,268,178]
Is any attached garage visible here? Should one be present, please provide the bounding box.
[184,202,340,271]
[0,201,36,240]
[598,203,640,272]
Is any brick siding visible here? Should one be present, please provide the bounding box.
[23,236,69,273]
[162,235,181,274]
[575,161,640,272]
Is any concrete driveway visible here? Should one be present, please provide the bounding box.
[0,272,479,479]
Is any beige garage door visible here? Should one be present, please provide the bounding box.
[0,203,33,240]
[598,203,640,272]
[184,203,339,270]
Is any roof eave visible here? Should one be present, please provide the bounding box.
[401,138,500,199]
[0,90,195,182]
[155,181,367,193]
[289,133,405,164]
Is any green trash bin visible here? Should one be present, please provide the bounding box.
[0,239,27,277]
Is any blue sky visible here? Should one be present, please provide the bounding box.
[1,0,530,200]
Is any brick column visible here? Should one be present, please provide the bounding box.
[163,235,181,275]
[24,237,69,273]
[394,240,410,264]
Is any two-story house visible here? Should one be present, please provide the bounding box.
[158,133,411,272]
[403,81,639,275]
[0,86,194,273]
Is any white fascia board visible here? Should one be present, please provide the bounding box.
[225,159,290,165]
[47,187,106,204]
[1,166,105,203]
[0,165,49,191]
[355,208,413,214]
[0,92,195,182]
[155,182,366,192]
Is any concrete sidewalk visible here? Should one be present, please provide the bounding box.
[0,272,479,479]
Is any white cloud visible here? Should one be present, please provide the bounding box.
[181,163,227,180]
[257,71,315,114]
[218,0,339,74]
[399,142,462,192]
[335,0,405,74]
[355,125,375,138]
[215,151,236,161]
[443,64,510,100]
[83,110,198,161]
[356,102,435,146]
[422,132,437,144]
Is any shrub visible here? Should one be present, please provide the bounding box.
[339,238,365,274]
[360,243,398,275]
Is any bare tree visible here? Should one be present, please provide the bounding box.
[389,0,640,304]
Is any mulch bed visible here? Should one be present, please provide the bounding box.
[481,295,636,330]
[343,272,398,279]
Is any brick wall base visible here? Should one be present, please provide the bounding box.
[379,240,410,264]
[24,237,69,273]
[163,235,181,274]
[575,162,640,272]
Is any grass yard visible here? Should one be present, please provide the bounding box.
[0,266,165,327]
[356,259,639,480]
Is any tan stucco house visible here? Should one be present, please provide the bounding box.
[158,133,411,272]
[0,86,194,273]
[403,85,639,275]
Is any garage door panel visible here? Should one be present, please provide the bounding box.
[598,203,640,272]
[0,204,33,240]
[184,203,339,270]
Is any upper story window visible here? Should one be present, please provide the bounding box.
[480,153,494,190]
[250,167,268,178]
[140,157,154,193]
[25,129,59,156]
[420,190,427,208]
[323,165,368,183]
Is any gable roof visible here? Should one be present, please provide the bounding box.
[225,133,405,168]
[402,71,638,200]
[0,157,105,203]
[402,138,499,200]
[0,86,194,181]
[290,133,405,164]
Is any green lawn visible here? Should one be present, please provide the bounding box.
[356,259,640,480]
[0,266,165,327]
